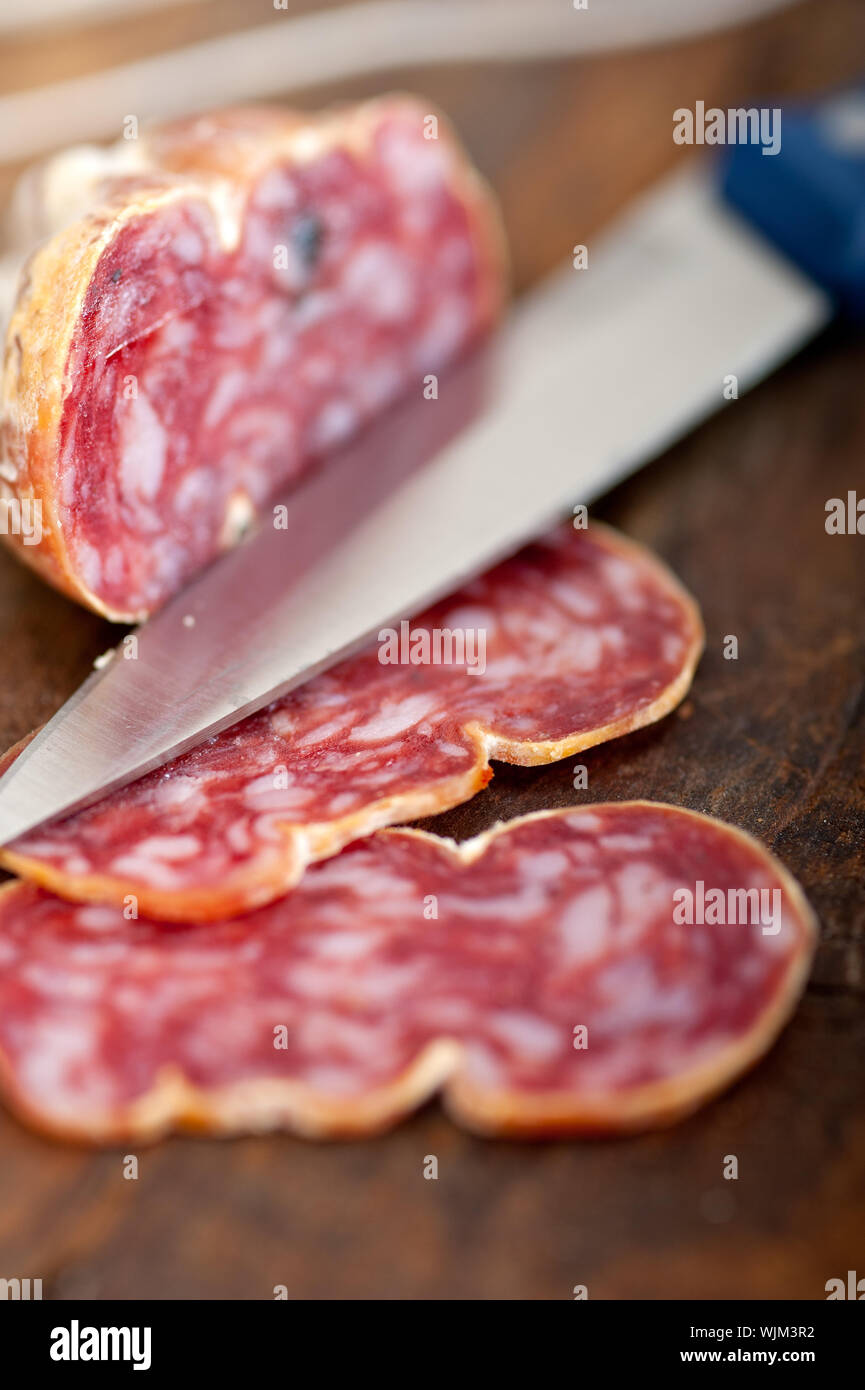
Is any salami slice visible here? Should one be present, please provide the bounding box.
[1,524,703,921]
[0,804,816,1142]
[0,97,505,620]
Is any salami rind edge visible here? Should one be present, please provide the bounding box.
[1,524,704,920]
[0,97,505,620]
[0,803,816,1143]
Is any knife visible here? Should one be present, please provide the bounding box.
[0,86,851,846]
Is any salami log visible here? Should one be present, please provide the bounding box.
[0,804,816,1142]
[0,97,505,619]
[1,524,703,920]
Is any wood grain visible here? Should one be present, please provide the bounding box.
[0,0,863,1300]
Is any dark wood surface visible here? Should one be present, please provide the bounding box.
[1,0,864,1300]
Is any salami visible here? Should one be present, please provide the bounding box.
[0,804,816,1142]
[0,97,505,620]
[1,524,703,920]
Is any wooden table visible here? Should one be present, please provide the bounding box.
[1,0,864,1300]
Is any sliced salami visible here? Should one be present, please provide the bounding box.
[1,524,703,920]
[0,97,505,619]
[0,804,816,1142]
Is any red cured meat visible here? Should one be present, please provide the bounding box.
[0,98,505,619]
[0,804,816,1142]
[1,524,703,921]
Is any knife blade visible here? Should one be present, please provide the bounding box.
[0,165,829,845]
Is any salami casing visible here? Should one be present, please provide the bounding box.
[0,97,505,619]
[0,804,816,1142]
[1,524,703,920]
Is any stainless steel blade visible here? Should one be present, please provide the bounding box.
[0,166,829,845]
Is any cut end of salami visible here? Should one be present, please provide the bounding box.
[0,96,506,619]
[0,804,816,1143]
[1,524,704,921]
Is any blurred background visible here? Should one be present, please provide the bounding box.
[1,0,864,296]
[1,0,864,1301]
